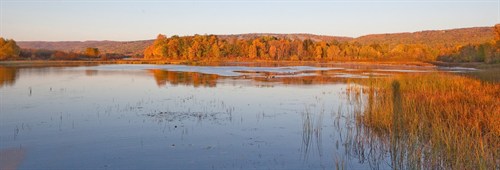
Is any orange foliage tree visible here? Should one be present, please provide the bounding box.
[0,38,21,60]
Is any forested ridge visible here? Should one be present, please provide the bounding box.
[356,27,493,45]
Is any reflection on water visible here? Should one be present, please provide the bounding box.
[0,67,18,87]
[0,64,492,169]
[150,69,219,87]
[85,69,98,76]
[149,69,353,88]
[0,63,469,89]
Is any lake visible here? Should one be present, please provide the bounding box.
[0,63,488,169]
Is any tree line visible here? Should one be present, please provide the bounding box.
[144,34,436,62]
[144,26,500,63]
[0,38,127,61]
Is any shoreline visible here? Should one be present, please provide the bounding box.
[0,59,436,67]
[1,59,498,69]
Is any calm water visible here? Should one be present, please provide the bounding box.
[0,64,472,169]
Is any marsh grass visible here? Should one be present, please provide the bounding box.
[301,106,326,161]
[348,73,500,169]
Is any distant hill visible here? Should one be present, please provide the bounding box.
[217,33,353,42]
[355,27,494,46]
[17,40,154,55]
[17,26,495,56]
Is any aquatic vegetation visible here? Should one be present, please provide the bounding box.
[348,73,500,169]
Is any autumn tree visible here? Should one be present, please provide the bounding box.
[144,34,168,59]
[53,51,69,60]
[495,24,500,41]
[85,47,100,58]
[0,38,21,60]
[252,39,265,59]
[167,37,180,60]
[248,43,258,59]
[210,44,221,60]
[326,45,340,61]
[302,39,314,60]
[357,46,376,59]
[276,39,290,60]
[269,45,277,60]
[315,46,323,61]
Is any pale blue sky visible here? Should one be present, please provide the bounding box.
[0,0,498,41]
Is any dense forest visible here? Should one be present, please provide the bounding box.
[144,26,499,63]
[144,34,434,62]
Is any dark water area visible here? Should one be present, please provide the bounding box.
[0,64,484,169]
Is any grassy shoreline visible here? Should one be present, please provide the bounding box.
[348,73,500,169]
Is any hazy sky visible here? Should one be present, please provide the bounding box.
[0,0,498,41]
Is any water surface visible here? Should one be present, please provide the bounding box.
[0,64,473,169]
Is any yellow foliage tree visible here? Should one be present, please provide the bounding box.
[0,38,21,60]
[248,44,257,59]
[315,46,323,61]
[327,45,340,61]
[269,45,277,60]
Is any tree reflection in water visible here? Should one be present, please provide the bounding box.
[0,66,18,88]
[149,68,359,88]
[150,69,219,87]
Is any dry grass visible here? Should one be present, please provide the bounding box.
[349,73,500,169]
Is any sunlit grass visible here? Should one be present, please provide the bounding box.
[348,73,500,169]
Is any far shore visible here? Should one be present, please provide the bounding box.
[0,59,435,67]
[1,59,499,69]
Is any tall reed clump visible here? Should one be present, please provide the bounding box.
[353,73,500,169]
